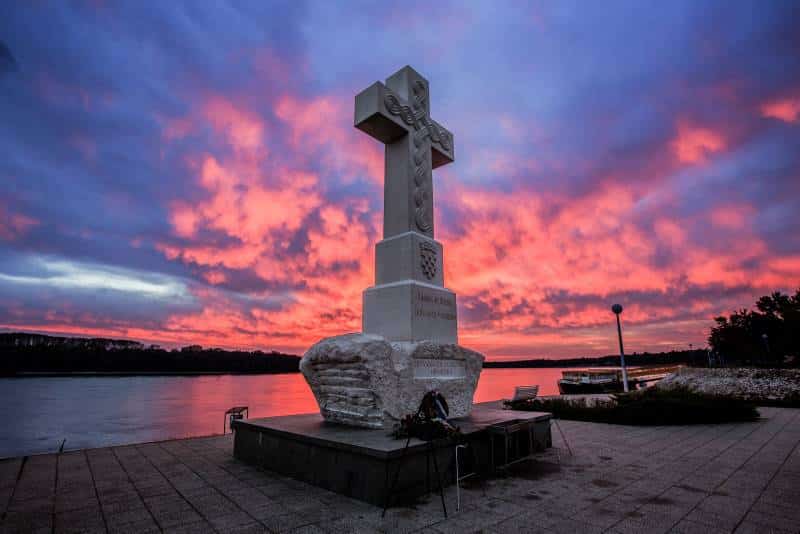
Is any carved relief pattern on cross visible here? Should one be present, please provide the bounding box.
[384,81,451,233]
[354,66,455,240]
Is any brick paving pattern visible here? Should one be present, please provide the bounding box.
[1,407,798,533]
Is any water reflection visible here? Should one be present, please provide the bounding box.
[0,368,572,458]
[474,368,566,401]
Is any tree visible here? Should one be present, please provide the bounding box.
[708,289,800,365]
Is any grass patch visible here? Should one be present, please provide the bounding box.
[505,387,760,425]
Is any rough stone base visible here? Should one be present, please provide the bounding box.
[299,333,484,428]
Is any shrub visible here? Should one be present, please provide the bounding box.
[506,387,759,425]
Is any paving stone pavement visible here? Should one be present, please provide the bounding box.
[1,407,798,533]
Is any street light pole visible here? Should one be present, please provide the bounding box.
[612,304,629,392]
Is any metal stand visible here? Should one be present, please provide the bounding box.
[382,392,456,518]
[455,443,478,511]
[223,406,248,434]
[382,437,447,518]
[552,418,573,457]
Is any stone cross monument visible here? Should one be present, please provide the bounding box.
[300,66,483,428]
[355,65,457,344]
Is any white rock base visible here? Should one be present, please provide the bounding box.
[299,333,484,428]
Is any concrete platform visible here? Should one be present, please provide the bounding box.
[232,403,552,506]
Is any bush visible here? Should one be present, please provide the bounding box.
[506,387,760,425]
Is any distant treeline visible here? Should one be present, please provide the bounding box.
[484,349,710,369]
[0,332,720,376]
[709,289,799,366]
[0,333,300,376]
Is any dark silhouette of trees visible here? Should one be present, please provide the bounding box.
[0,333,300,375]
[709,289,800,366]
[483,350,708,369]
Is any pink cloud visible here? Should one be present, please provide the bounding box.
[161,116,193,141]
[671,120,725,164]
[0,205,38,241]
[432,175,795,358]
[203,96,266,153]
[275,94,383,184]
[709,203,755,230]
[151,89,380,349]
[760,96,800,123]
[169,202,199,238]
[202,270,227,285]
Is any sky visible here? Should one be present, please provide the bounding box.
[0,1,798,360]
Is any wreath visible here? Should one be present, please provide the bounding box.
[393,391,460,441]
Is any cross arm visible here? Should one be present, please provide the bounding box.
[354,82,409,144]
[429,119,454,169]
[355,82,455,168]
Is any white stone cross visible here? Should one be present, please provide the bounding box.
[355,66,455,238]
[355,66,458,345]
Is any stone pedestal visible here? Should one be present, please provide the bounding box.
[362,230,457,344]
[300,333,483,428]
[374,232,444,286]
[363,281,457,344]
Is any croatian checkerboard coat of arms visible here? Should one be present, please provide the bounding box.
[419,241,438,280]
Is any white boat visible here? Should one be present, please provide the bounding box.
[557,365,682,394]
[557,368,628,394]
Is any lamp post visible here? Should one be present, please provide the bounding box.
[761,333,770,361]
[612,304,629,392]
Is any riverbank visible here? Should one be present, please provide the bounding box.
[1,406,797,533]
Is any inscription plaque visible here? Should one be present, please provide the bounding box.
[413,358,466,379]
[413,287,456,321]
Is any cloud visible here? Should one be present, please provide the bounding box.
[761,96,800,123]
[0,257,188,300]
[1,1,799,359]
[671,120,726,164]
[0,205,37,240]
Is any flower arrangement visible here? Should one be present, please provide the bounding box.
[393,390,460,441]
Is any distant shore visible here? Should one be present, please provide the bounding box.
[483,348,706,368]
[1,370,301,378]
[0,332,302,376]
[5,366,587,378]
[2,331,709,376]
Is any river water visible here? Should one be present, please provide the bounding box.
[0,368,570,458]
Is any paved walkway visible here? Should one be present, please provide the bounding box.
[1,407,798,533]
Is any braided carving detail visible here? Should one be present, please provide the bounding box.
[383,80,450,234]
